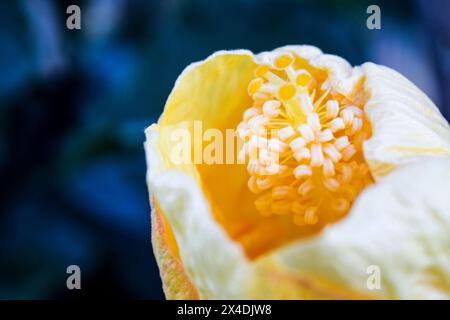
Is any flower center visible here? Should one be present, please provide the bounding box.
[237,51,372,227]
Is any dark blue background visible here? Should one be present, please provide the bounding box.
[0,0,448,299]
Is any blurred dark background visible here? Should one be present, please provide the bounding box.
[0,0,448,299]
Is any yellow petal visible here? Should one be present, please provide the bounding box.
[362,63,450,178]
[156,51,272,254]
[159,50,256,129]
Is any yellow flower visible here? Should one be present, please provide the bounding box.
[145,46,450,299]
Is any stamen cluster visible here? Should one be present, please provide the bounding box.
[237,51,372,226]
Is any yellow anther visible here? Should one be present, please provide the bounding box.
[349,117,363,135]
[277,164,290,175]
[293,147,311,161]
[278,83,297,101]
[248,176,261,194]
[291,201,306,215]
[254,64,270,77]
[265,163,283,175]
[349,161,358,171]
[353,131,368,146]
[246,142,258,159]
[298,93,314,114]
[325,100,339,119]
[334,136,350,151]
[307,113,321,132]
[297,124,315,142]
[268,138,287,153]
[294,164,312,179]
[272,201,292,215]
[252,92,270,108]
[237,147,247,163]
[310,143,324,167]
[277,126,296,141]
[296,70,312,87]
[304,207,319,225]
[331,198,350,213]
[264,71,285,85]
[318,128,334,142]
[321,81,331,91]
[338,164,353,183]
[252,92,270,101]
[323,144,341,163]
[342,144,357,161]
[243,107,260,121]
[344,105,363,117]
[248,115,268,133]
[274,52,294,69]
[289,137,306,152]
[341,185,357,199]
[341,109,354,126]
[254,193,272,216]
[258,149,276,166]
[330,117,345,132]
[322,158,335,177]
[298,179,314,196]
[249,134,268,149]
[293,212,307,226]
[247,77,263,95]
[237,121,248,135]
[259,82,278,96]
[356,163,369,178]
[323,177,340,192]
[256,177,274,190]
[247,159,265,175]
[262,100,281,117]
[272,185,293,200]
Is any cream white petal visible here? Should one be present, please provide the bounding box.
[309,54,364,95]
[275,45,323,60]
[362,62,450,178]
